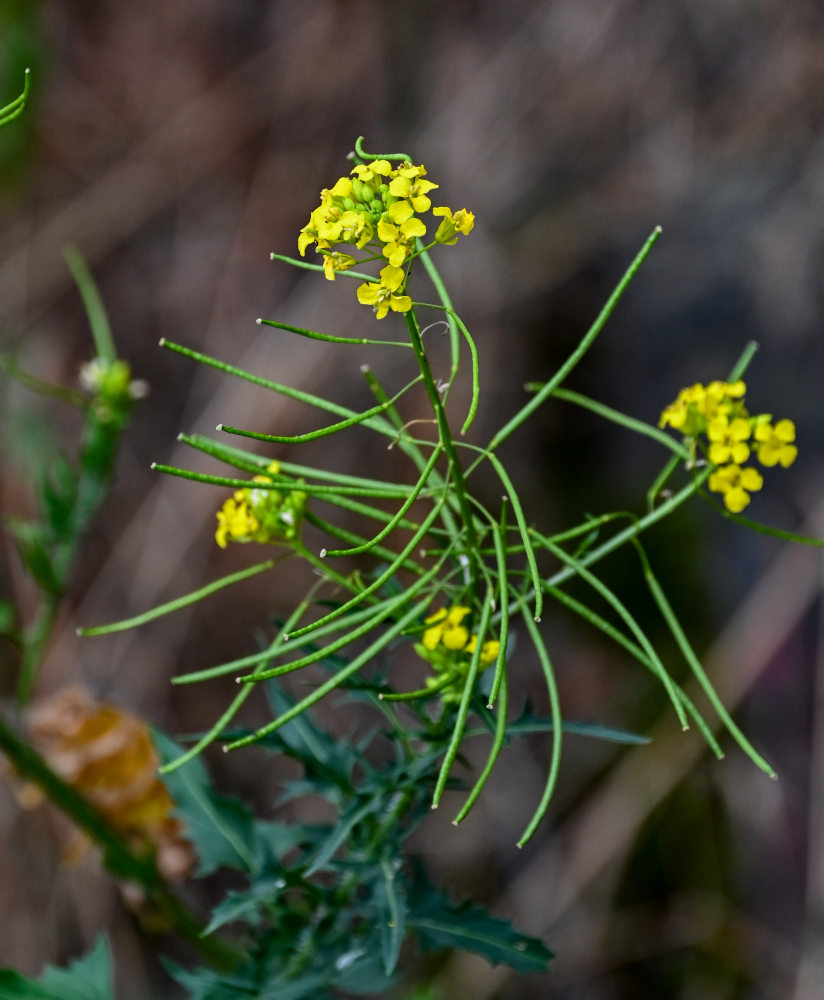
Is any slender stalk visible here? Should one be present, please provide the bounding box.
[431,593,494,809]
[404,309,480,585]
[517,609,563,848]
[452,671,508,826]
[64,247,116,363]
[78,559,280,636]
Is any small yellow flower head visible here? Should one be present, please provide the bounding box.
[754,419,797,468]
[466,634,501,666]
[416,604,500,704]
[708,463,764,512]
[356,265,413,319]
[350,159,393,184]
[322,251,356,281]
[432,206,475,245]
[659,380,745,436]
[661,379,796,513]
[295,151,473,317]
[215,462,306,548]
[707,416,751,465]
[387,172,439,217]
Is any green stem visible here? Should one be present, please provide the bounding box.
[431,591,494,809]
[404,308,480,585]
[415,243,461,384]
[64,247,116,363]
[0,68,30,127]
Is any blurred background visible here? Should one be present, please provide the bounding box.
[1,1,823,997]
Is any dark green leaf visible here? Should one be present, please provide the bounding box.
[266,683,356,783]
[153,730,258,875]
[166,961,330,1000]
[375,858,406,975]
[39,455,76,538]
[305,797,377,876]
[201,874,286,936]
[5,519,60,595]
[408,890,552,973]
[508,711,650,745]
[0,936,114,1000]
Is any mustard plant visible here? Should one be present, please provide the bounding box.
[83,137,822,848]
[5,106,820,996]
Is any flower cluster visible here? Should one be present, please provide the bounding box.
[660,380,797,512]
[298,158,474,319]
[415,605,500,703]
[215,462,306,548]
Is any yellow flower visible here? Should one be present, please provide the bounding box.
[356,283,412,319]
[388,171,439,216]
[432,206,475,244]
[215,493,260,548]
[707,416,751,465]
[337,210,373,248]
[356,264,412,319]
[296,155,474,315]
[377,217,426,267]
[708,463,764,513]
[350,159,393,184]
[422,605,470,650]
[467,635,501,666]
[416,604,501,703]
[328,176,354,199]
[215,462,306,547]
[659,380,747,436]
[322,251,356,281]
[754,419,797,468]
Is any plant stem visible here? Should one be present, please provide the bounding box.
[404,308,479,587]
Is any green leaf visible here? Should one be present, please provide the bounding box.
[408,889,552,973]
[39,455,76,539]
[166,961,330,1000]
[375,858,406,975]
[153,730,259,875]
[201,874,286,936]
[305,796,377,876]
[503,710,651,745]
[0,936,115,1000]
[4,519,60,595]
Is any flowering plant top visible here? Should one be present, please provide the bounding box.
[298,158,474,319]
